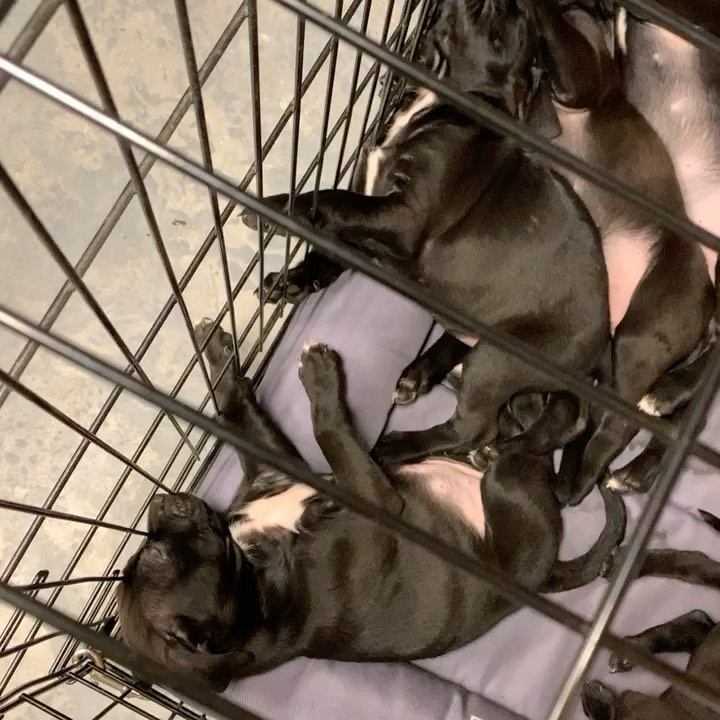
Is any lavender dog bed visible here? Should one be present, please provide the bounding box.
[196,269,720,720]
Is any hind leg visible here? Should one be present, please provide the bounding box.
[483,453,561,588]
[608,610,715,673]
[393,332,471,406]
[639,341,714,417]
[495,392,587,456]
[568,254,713,506]
[374,343,566,465]
[259,250,344,304]
[194,319,301,479]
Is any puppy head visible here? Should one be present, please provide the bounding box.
[420,0,538,117]
[116,493,254,691]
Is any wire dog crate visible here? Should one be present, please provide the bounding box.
[1,0,720,719]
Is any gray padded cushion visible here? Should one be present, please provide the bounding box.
[196,271,720,720]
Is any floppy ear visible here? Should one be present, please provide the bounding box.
[526,83,561,138]
[581,681,617,720]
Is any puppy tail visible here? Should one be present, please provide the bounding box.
[698,508,720,534]
[540,483,627,593]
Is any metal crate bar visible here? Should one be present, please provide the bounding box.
[0,583,265,720]
[547,341,720,720]
[0,661,85,715]
[3,55,382,676]
[0,0,250,415]
[3,49,717,462]
[3,306,720,718]
[0,617,113,659]
[0,163,199,461]
[0,499,148,536]
[0,0,370,592]
[0,0,63,96]
[173,0,242,375]
[0,369,174,493]
[0,1,718,718]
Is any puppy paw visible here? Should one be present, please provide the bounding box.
[256,268,321,305]
[240,207,274,233]
[467,446,497,471]
[608,651,634,674]
[392,358,434,405]
[605,451,659,496]
[392,374,425,406]
[298,341,343,399]
[637,394,662,417]
[194,318,235,369]
[581,680,616,719]
[599,545,628,580]
[605,469,636,495]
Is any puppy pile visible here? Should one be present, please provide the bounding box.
[118,1,720,716]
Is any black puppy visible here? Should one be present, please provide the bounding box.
[582,509,720,719]
[597,0,720,496]
[116,321,625,690]
[241,0,611,465]
[516,0,715,506]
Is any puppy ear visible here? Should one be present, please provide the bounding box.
[581,681,617,720]
[526,84,561,138]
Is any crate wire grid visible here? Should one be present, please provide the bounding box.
[0,0,418,716]
[0,0,719,719]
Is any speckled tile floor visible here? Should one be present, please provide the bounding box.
[0,0,401,716]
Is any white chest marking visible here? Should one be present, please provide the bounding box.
[402,458,486,538]
[363,89,438,197]
[616,7,628,54]
[384,89,437,145]
[230,484,317,544]
[364,147,386,195]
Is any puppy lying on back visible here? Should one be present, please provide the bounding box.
[116,320,625,690]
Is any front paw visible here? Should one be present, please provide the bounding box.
[257,268,323,305]
[194,318,234,369]
[608,649,635,674]
[605,455,657,495]
[581,680,617,719]
[599,545,628,580]
[241,207,275,232]
[392,359,432,406]
[298,341,343,400]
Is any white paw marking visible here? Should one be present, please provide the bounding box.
[637,395,661,416]
[605,475,624,492]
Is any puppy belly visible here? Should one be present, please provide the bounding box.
[603,227,654,333]
[401,458,485,537]
[674,154,720,283]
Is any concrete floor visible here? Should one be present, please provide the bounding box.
[0,0,401,716]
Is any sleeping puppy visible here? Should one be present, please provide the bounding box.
[596,0,720,496]
[240,0,611,466]
[583,509,720,719]
[520,0,715,507]
[116,320,625,691]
